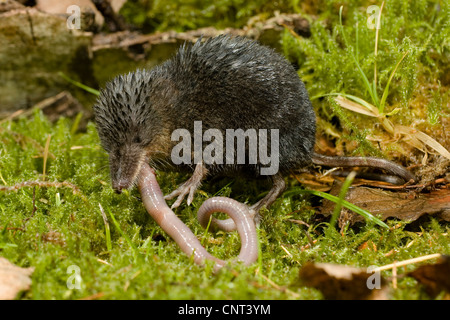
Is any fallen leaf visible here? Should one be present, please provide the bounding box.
[334,95,379,117]
[408,255,450,298]
[395,125,450,161]
[298,262,388,300]
[0,257,34,300]
[321,181,450,228]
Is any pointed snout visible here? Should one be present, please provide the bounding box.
[109,146,147,194]
[113,178,132,194]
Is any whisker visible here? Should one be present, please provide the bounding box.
[94,165,110,175]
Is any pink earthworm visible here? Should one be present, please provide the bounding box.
[138,162,258,270]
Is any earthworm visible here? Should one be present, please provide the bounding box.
[138,162,258,270]
[197,201,257,232]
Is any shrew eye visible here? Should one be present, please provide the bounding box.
[133,135,142,144]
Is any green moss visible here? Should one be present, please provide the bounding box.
[282,0,450,158]
[1,111,448,300]
[119,0,297,33]
[0,0,449,300]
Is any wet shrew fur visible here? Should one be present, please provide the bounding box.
[94,35,415,213]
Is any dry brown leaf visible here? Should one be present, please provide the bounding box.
[299,262,388,300]
[335,96,379,117]
[0,257,34,300]
[321,181,450,228]
[408,255,450,298]
[395,125,450,160]
[334,96,450,161]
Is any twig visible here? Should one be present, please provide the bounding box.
[392,261,397,289]
[372,253,442,272]
[280,245,293,258]
[0,92,71,124]
[288,219,317,247]
[255,268,300,299]
[0,180,87,202]
[353,178,446,190]
[0,109,24,125]
[288,219,310,228]
[97,258,113,267]
[91,0,126,32]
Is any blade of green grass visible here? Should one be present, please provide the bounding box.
[70,112,84,136]
[339,6,378,107]
[107,207,138,258]
[42,134,51,182]
[379,51,409,114]
[312,92,379,115]
[99,204,112,252]
[201,215,213,247]
[355,21,359,62]
[285,187,389,229]
[0,243,18,249]
[372,1,384,107]
[328,171,357,232]
[58,72,100,96]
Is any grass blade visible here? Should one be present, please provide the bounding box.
[107,208,138,258]
[396,125,450,160]
[313,93,379,116]
[379,51,409,114]
[328,171,357,231]
[59,72,100,96]
[285,186,389,229]
[372,1,385,107]
[339,6,378,106]
[334,95,379,117]
[99,204,112,252]
[42,134,51,181]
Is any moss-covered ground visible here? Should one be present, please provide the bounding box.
[0,0,449,300]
